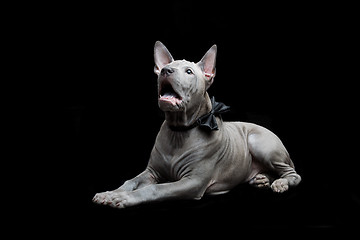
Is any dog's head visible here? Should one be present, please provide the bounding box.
[154,41,217,112]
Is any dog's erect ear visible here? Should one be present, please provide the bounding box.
[197,45,217,87]
[154,41,174,75]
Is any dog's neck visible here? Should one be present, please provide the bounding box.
[164,93,212,128]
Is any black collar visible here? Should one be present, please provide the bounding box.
[168,96,230,132]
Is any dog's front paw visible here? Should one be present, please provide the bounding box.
[249,173,270,189]
[93,191,136,208]
[92,191,113,205]
[271,178,289,193]
[108,192,136,209]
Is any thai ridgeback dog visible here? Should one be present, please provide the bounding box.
[93,41,301,208]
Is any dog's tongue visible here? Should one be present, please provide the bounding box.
[159,93,182,105]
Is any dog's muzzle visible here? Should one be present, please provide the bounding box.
[158,71,183,110]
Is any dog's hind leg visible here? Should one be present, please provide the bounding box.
[247,127,301,193]
[268,158,301,192]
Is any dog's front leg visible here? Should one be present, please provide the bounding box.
[92,168,157,205]
[108,177,209,209]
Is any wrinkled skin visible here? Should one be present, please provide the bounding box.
[93,41,301,208]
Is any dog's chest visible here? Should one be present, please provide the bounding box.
[152,144,201,181]
[150,130,218,181]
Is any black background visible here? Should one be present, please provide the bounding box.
[29,1,358,235]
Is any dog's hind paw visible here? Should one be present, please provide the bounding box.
[271,178,289,193]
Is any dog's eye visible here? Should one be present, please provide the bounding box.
[186,69,193,74]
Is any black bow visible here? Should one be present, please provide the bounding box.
[197,96,230,131]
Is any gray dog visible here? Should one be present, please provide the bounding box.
[92,41,301,208]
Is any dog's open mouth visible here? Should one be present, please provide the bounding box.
[159,80,182,106]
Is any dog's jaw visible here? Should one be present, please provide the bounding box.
[158,77,184,111]
[158,77,185,112]
[162,92,212,128]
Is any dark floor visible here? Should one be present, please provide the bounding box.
[54,172,358,236]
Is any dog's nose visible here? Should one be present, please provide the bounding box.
[161,66,174,76]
